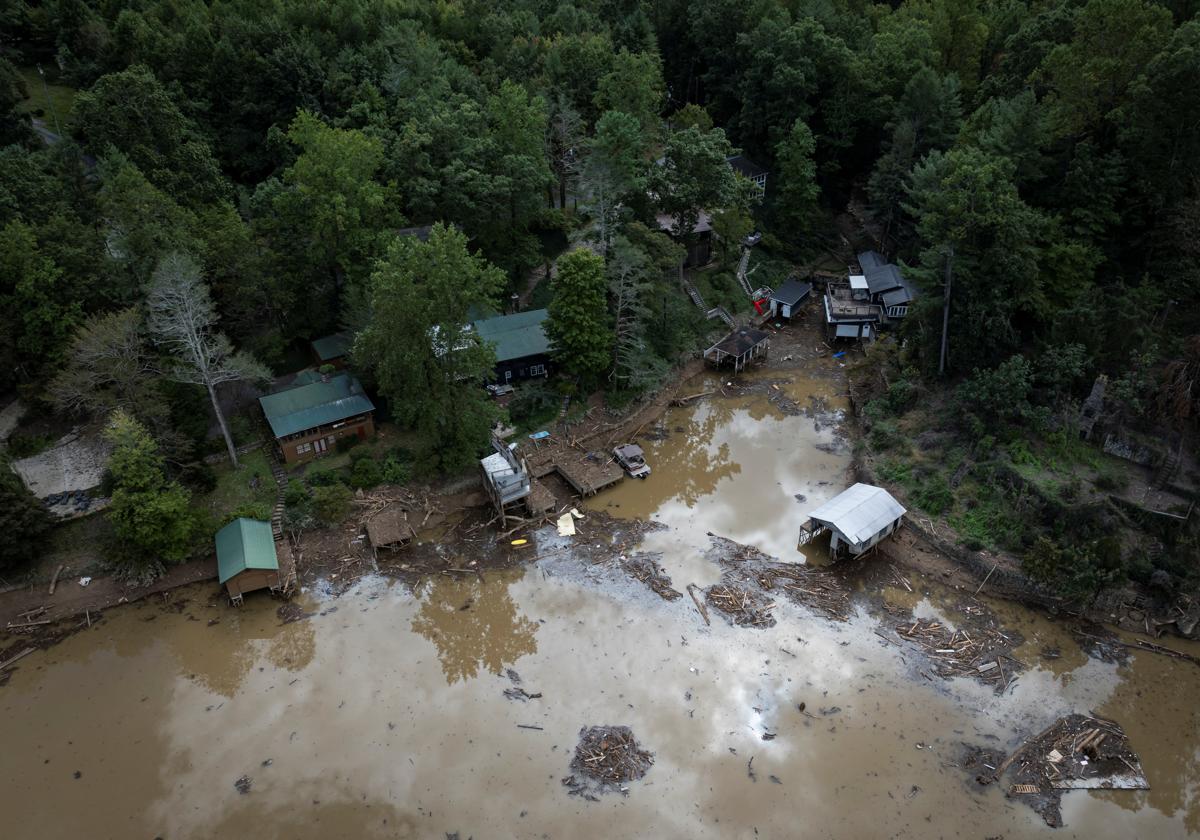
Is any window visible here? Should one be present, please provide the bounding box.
[530,364,546,376]
[296,442,313,455]
[326,436,336,445]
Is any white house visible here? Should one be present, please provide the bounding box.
[797,483,906,559]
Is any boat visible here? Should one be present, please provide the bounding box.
[612,443,651,479]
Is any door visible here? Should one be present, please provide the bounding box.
[314,437,327,455]
[505,369,513,383]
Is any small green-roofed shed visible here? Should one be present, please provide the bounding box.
[311,331,352,363]
[258,373,375,439]
[216,518,278,584]
[473,309,550,363]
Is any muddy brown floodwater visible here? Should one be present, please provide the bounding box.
[3,361,1199,839]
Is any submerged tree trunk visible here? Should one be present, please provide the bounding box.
[208,381,239,468]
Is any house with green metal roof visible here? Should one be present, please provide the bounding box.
[216,517,283,603]
[258,372,376,463]
[472,309,552,384]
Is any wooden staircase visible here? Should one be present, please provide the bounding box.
[1156,438,1183,489]
[268,454,287,542]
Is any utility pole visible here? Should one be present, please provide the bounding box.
[36,65,61,136]
[938,245,953,377]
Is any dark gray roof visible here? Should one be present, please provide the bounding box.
[881,287,913,307]
[858,250,887,271]
[397,224,435,241]
[711,327,770,357]
[771,278,813,306]
[865,264,905,294]
[726,155,768,179]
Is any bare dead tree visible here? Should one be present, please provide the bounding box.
[146,252,270,468]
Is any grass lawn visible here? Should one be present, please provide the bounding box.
[17,66,77,130]
[199,449,277,523]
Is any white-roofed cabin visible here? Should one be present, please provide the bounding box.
[798,483,906,559]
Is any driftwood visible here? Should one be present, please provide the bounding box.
[1075,631,1200,668]
[48,564,65,595]
[687,584,711,626]
[0,646,36,671]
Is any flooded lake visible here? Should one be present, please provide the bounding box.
[3,363,1198,839]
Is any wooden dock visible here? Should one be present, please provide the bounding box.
[527,443,624,498]
[526,479,556,515]
[556,457,623,496]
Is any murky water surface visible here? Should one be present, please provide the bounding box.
[3,364,1199,839]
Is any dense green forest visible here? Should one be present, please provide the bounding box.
[1,0,1198,594]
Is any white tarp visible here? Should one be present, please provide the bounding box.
[806,483,906,546]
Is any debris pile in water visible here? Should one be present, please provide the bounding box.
[705,584,777,628]
[983,714,1147,827]
[752,563,851,620]
[704,534,852,622]
[562,725,653,798]
[620,554,682,601]
[895,616,1024,691]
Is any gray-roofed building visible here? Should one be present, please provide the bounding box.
[857,250,887,271]
[769,278,813,319]
[727,155,768,195]
[704,327,771,372]
[259,372,376,463]
[797,483,906,559]
[473,309,552,384]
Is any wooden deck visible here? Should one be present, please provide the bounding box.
[526,442,624,498]
[556,457,623,496]
[526,479,557,515]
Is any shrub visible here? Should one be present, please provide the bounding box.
[380,456,411,485]
[349,456,382,489]
[223,502,271,524]
[311,484,352,525]
[336,435,360,454]
[912,472,953,516]
[868,419,906,452]
[1022,535,1127,601]
[283,497,314,533]
[347,445,375,464]
[509,384,560,426]
[283,479,309,507]
[955,356,1034,434]
[305,463,343,487]
[884,378,917,414]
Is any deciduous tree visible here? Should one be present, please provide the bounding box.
[103,410,195,581]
